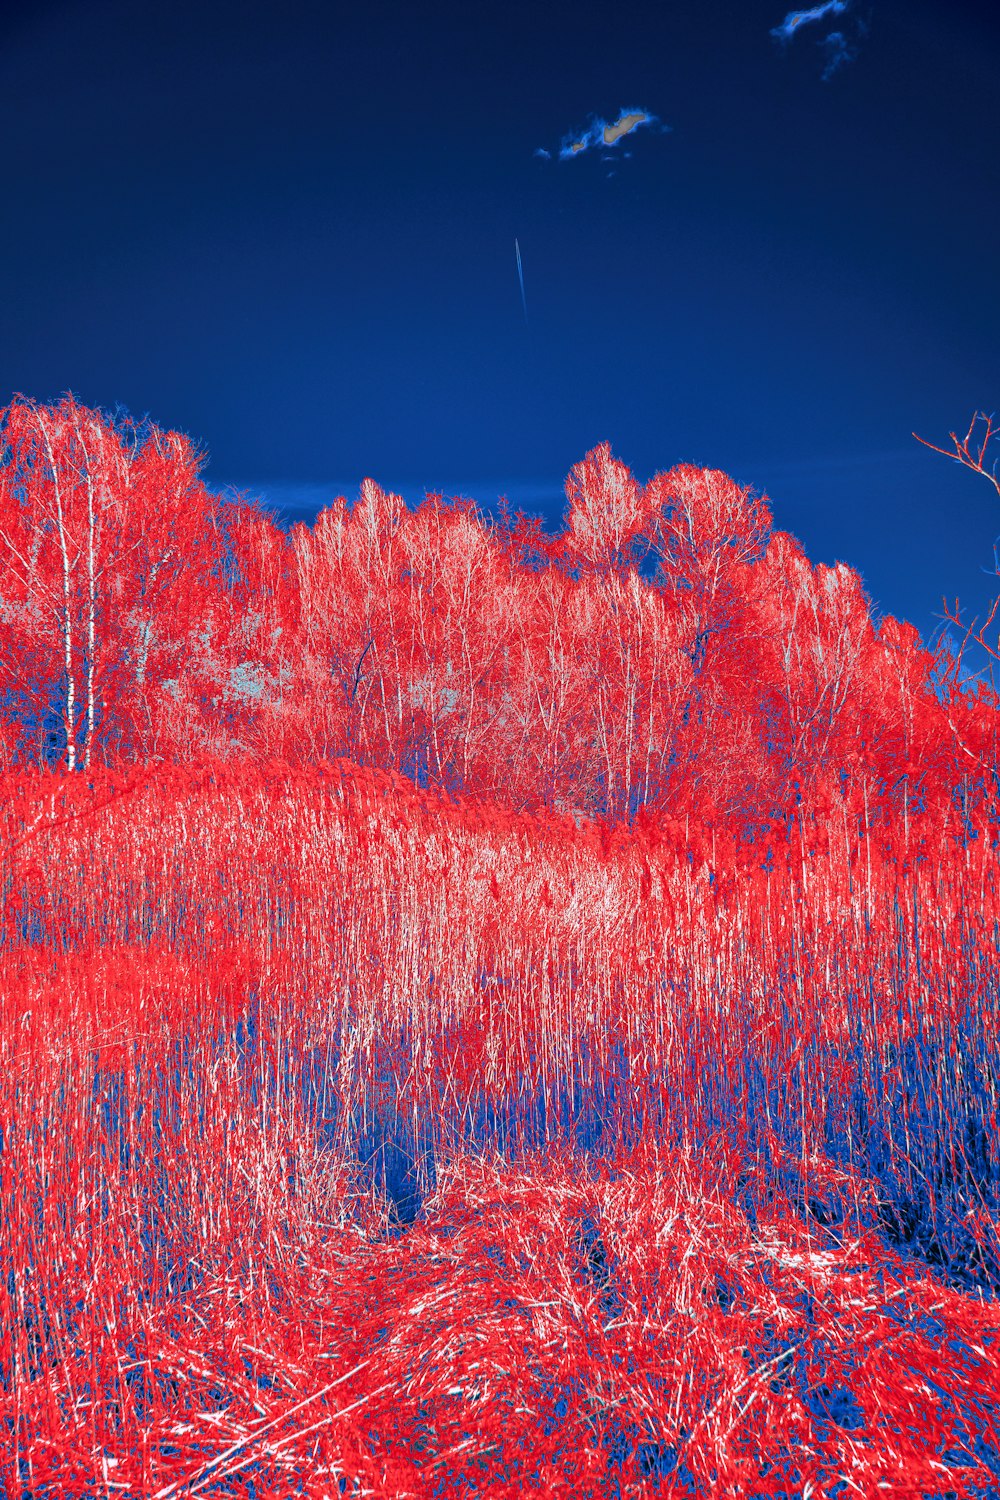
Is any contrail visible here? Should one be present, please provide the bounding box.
[515,238,528,328]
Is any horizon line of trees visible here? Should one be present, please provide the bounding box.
[1,394,996,837]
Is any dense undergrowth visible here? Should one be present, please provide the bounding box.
[2,762,998,1497]
[1,397,999,1494]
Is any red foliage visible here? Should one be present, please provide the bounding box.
[1,400,999,1495]
[1,396,986,834]
[1,764,998,1495]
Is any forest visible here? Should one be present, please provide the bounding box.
[1,396,998,1497]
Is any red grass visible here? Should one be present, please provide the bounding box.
[2,762,998,1496]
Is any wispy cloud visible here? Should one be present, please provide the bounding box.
[771,0,849,43]
[771,0,863,78]
[535,107,666,164]
[211,480,351,523]
[820,29,855,77]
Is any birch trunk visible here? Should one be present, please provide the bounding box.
[34,409,77,770]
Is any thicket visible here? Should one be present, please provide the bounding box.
[2,395,995,835]
[1,398,998,1496]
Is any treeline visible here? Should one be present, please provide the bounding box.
[0,395,993,832]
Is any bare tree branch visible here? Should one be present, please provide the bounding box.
[914,411,1000,501]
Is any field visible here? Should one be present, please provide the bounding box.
[3,761,998,1498]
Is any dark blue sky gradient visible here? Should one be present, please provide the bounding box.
[1,0,998,642]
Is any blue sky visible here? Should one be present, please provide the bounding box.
[1,0,998,642]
